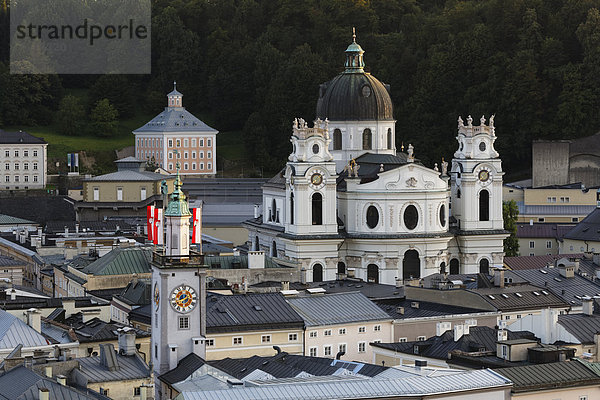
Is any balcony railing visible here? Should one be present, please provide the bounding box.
[152,251,205,266]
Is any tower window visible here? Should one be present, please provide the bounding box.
[367,264,379,283]
[178,316,189,330]
[366,205,379,229]
[333,129,342,150]
[290,192,294,225]
[479,258,490,274]
[479,189,490,221]
[362,129,372,150]
[312,144,319,154]
[479,142,486,152]
[313,263,323,282]
[312,192,323,225]
[387,128,393,150]
[439,204,446,227]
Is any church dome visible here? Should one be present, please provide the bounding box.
[316,34,394,121]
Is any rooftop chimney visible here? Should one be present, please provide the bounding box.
[26,308,41,333]
[248,251,265,269]
[39,388,49,400]
[254,204,260,219]
[415,359,427,370]
[335,351,345,360]
[10,289,16,301]
[117,327,136,356]
[57,375,66,386]
[45,366,52,378]
[583,297,594,316]
[497,329,508,342]
[281,281,290,291]
[453,324,465,341]
[494,268,505,288]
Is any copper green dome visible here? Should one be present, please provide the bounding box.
[316,33,394,121]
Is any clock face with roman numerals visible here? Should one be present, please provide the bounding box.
[170,285,197,313]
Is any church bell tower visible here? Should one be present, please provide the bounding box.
[151,164,207,399]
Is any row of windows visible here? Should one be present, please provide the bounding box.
[3,150,38,157]
[4,175,39,183]
[365,204,445,230]
[309,342,373,357]
[167,162,212,171]
[529,241,553,249]
[167,138,212,148]
[308,325,381,337]
[4,162,38,170]
[547,196,570,203]
[168,151,211,160]
[331,128,394,151]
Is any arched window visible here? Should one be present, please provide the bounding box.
[362,129,372,150]
[403,205,419,230]
[403,250,420,279]
[313,263,323,282]
[337,262,346,275]
[479,189,489,221]
[312,193,323,225]
[479,258,490,274]
[254,236,259,251]
[333,129,342,150]
[387,128,393,150]
[367,264,379,283]
[366,205,379,229]
[450,259,459,274]
[271,198,277,222]
[290,193,294,225]
[271,241,277,257]
[440,262,446,274]
[457,189,461,199]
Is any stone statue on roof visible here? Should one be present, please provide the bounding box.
[458,116,464,128]
[480,115,486,126]
[467,115,473,127]
[407,144,414,162]
[441,158,448,176]
[344,158,360,178]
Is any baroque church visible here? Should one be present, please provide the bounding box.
[244,34,508,284]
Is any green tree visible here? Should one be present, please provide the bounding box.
[56,95,85,136]
[89,99,118,137]
[503,200,520,257]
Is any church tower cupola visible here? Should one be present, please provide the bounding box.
[164,160,192,256]
[344,28,365,73]
[167,81,183,108]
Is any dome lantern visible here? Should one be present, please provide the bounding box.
[344,27,365,73]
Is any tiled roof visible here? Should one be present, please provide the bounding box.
[516,223,574,239]
[495,359,600,393]
[0,255,25,266]
[71,317,150,343]
[206,293,304,333]
[128,303,151,325]
[133,107,217,133]
[557,314,600,343]
[0,366,106,400]
[81,247,151,276]
[0,309,50,349]
[511,267,600,306]
[286,292,392,327]
[564,207,600,241]
[373,326,535,360]
[0,130,46,144]
[115,278,151,306]
[504,254,585,270]
[471,284,569,311]
[0,213,36,225]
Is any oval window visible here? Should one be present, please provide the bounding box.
[403,205,418,230]
[312,144,319,154]
[439,204,446,227]
[366,205,379,229]
[361,85,371,97]
[479,141,486,152]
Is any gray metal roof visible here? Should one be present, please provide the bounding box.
[206,293,304,333]
[133,107,217,134]
[557,314,600,343]
[564,207,600,241]
[0,130,47,144]
[511,267,600,306]
[86,169,169,182]
[0,366,105,400]
[0,309,50,349]
[495,359,600,393]
[0,213,36,225]
[286,292,392,327]
[177,369,511,400]
[0,255,24,266]
[504,254,585,270]
[471,283,570,311]
[517,201,595,216]
[516,223,574,239]
[78,353,150,382]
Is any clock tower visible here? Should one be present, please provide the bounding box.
[151,165,207,400]
[450,115,507,274]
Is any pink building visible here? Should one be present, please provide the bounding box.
[133,83,218,176]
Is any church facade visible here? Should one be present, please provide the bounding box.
[244,36,508,285]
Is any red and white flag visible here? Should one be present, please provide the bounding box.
[155,208,164,245]
[192,207,202,244]
[146,205,154,241]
